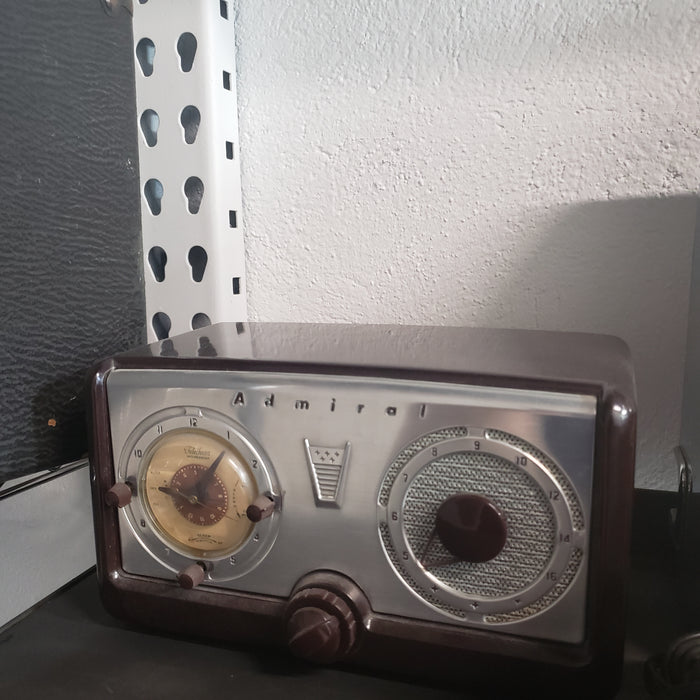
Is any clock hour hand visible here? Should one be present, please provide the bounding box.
[158,485,199,505]
[159,485,241,522]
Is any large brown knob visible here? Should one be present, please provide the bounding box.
[285,587,357,664]
[435,493,507,563]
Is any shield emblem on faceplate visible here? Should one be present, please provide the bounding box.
[303,439,351,506]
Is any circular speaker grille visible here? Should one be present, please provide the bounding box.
[378,427,584,620]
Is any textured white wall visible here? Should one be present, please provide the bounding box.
[233,0,700,489]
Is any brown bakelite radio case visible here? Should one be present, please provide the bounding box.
[89,323,636,698]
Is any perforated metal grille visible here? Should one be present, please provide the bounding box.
[404,453,555,598]
[487,429,584,529]
[484,548,584,623]
[378,426,469,506]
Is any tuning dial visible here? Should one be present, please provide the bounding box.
[435,493,507,563]
[381,430,580,616]
[285,587,358,664]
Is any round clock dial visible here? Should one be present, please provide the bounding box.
[140,428,257,558]
[117,407,281,582]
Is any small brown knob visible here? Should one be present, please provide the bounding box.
[285,587,357,664]
[435,493,507,563]
[177,563,206,589]
[246,495,275,522]
[105,482,132,508]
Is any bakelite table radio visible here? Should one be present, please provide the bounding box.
[89,323,636,697]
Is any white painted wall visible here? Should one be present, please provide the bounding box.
[232,0,700,489]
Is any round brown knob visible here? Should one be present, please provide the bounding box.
[105,482,132,508]
[246,495,275,523]
[285,587,357,664]
[435,493,507,563]
[177,563,206,589]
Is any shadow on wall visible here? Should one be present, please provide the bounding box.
[480,195,698,491]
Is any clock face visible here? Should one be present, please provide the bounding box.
[116,407,281,581]
[140,428,257,559]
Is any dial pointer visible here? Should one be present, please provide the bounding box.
[416,527,460,570]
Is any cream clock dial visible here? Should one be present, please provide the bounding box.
[141,428,257,558]
[117,407,281,582]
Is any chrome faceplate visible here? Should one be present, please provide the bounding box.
[106,369,596,644]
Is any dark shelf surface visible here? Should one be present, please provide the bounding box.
[0,489,694,699]
[0,570,660,699]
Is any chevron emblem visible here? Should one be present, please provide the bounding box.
[303,439,351,507]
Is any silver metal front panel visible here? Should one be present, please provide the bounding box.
[106,369,597,644]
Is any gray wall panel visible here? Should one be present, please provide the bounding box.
[0,1,145,480]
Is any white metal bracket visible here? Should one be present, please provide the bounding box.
[132,0,247,340]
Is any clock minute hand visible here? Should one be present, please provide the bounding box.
[206,450,226,476]
[195,450,226,500]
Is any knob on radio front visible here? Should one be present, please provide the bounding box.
[284,574,371,664]
[285,588,357,663]
[104,482,132,508]
[435,493,507,563]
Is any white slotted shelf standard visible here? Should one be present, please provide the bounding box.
[133,0,246,341]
